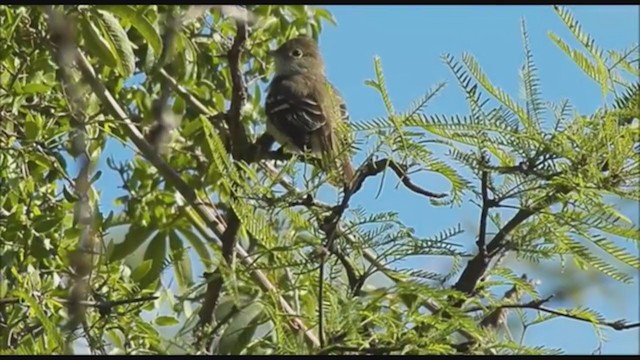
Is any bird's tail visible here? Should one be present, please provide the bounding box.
[314,129,355,188]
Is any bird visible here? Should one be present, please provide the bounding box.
[264,36,355,188]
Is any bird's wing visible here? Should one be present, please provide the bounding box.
[328,82,350,122]
[265,76,326,138]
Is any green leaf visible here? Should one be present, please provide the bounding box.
[110,224,154,261]
[131,259,153,282]
[32,214,63,233]
[213,297,239,322]
[79,14,119,69]
[154,315,179,326]
[15,290,65,352]
[94,5,137,20]
[104,239,116,261]
[90,170,102,184]
[24,113,41,140]
[314,7,337,26]
[547,32,608,96]
[96,9,136,77]
[369,56,395,115]
[462,53,535,132]
[169,230,192,290]
[178,229,213,269]
[96,5,163,56]
[218,302,264,355]
[62,185,78,202]
[172,96,186,115]
[130,13,162,56]
[21,83,52,94]
[139,230,168,288]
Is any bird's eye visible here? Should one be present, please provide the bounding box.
[290,49,303,58]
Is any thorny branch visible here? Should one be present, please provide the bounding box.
[454,208,536,294]
[454,176,571,297]
[197,211,241,331]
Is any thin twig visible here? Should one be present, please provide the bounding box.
[0,295,158,310]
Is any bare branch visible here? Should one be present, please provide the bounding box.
[197,270,224,328]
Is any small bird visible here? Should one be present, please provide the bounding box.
[265,36,355,187]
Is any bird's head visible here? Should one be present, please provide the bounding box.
[269,36,325,76]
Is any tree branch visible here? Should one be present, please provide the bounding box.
[45,6,97,335]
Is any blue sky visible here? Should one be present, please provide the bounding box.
[95,5,639,354]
